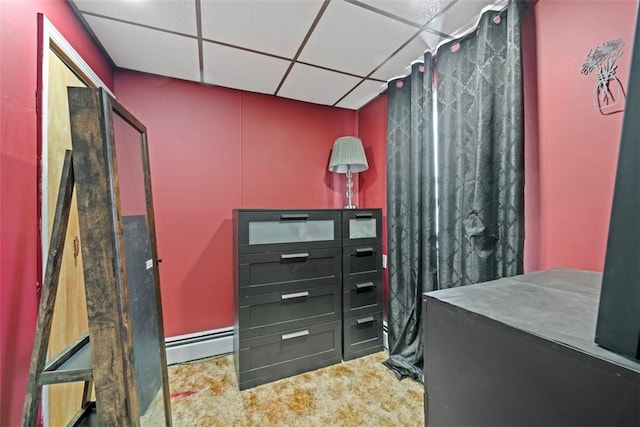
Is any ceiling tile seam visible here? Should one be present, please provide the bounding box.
[295,60,385,82]
[77,10,198,40]
[420,0,461,39]
[343,0,463,106]
[343,0,422,28]
[201,38,292,62]
[274,0,331,96]
[361,29,427,82]
[66,6,116,69]
[342,0,460,51]
[332,28,428,107]
[427,2,510,54]
[195,0,204,83]
[332,78,368,108]
[355,0,460,87]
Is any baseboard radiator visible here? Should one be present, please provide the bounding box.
[382,320,389,350]
[165,327,233,365]
[165,322,388,365]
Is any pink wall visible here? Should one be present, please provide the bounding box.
[0,1,113,425]
[521,3,541,272]
[113,70,363,337]
[533,0,637,271]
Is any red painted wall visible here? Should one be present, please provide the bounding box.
[113,70,361,337]
[2,0,636,423]
[533,0,637,271]
[0,1,113,425]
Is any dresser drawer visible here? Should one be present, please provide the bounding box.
[342,244,382,276]
[343,273,383,319]
[239,248,341,289]
[342,209,382,247]
[237,321,341,389]
[343,311,384,361]
[236,210,341,253]
[238,284,340,338]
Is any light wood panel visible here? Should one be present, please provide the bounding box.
[46,49,89,427]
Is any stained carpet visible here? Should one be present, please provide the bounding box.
[167,351,424,426]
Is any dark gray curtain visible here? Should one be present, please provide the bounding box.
[436,3,524,288]
[384,0,524,381]
[383,59,436,382]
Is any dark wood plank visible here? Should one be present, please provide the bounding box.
[68,86,140,426]
[40,334,92,385]
[22,150,75,427]
[136,115,173,427]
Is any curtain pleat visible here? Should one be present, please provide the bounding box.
[384,0,525,382]
[436,3,524,288]
[383,59,436,382]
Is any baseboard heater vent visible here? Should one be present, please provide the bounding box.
[383,320,388,350]
[165,327,233,365]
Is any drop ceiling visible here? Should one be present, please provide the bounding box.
[69,0,508,110]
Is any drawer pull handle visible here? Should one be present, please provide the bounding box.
[281,330,310,341]
[356,282,375,290]
[281,253,309,260]
[355,213,373,218]
[280,214,309,221]
[356,316,376,325]
[355,247,374,255]
[281,291,309,300]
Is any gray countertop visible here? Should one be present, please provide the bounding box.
[424,268,640,374]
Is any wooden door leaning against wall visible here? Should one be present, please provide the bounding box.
[45,46,89,427]
[39,15,113,425]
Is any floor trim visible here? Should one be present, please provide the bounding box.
[165,327,233,365]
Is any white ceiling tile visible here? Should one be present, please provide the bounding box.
[200,0,324,58]
[419,30,445,51]
[424,0,508,47]
[202,42,290,95]
[335,79,386,110]
[70,0,506,108]
[83,15,200,82]
[360,0,454,26]
[278,63,361,107]
[72,0,197,36]
[371,37,428,80]
[298,0,418,76]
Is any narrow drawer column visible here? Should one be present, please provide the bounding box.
[341,209,384,360]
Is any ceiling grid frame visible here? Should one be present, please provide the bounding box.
[69,0,509,110]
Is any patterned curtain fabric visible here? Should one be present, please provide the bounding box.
[384,0,524,381]
[383,59,436,382]
[436,3,524,288]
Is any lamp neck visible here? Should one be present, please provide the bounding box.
[345,165,356,209]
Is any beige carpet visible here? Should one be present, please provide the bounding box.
[167,351,424,426]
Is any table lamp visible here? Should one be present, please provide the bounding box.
[328,136,369,209]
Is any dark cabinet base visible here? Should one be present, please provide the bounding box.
[423,269,640,427]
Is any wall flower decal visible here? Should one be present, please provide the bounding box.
[582,39,625,114]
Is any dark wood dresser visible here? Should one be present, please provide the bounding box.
[233,208,383,389]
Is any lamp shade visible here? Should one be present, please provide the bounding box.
[328,136,369,173]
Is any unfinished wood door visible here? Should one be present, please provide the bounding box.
[45,48,89,427]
